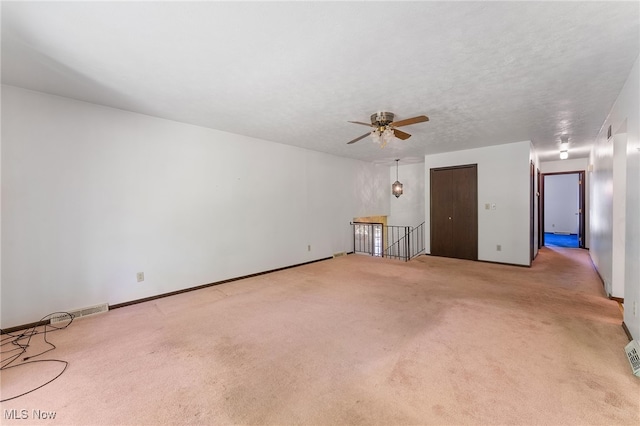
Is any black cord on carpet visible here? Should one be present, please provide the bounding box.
[0,312,73,402]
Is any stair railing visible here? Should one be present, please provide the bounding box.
[351,222,425,262]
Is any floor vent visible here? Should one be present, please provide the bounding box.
[50,303,109,324]
[333,251,347,258]
[624,340,640,376]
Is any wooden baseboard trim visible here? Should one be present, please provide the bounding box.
[1,319,51,335]
[622,322,633,341]
[477,258,530,268]
[586,253,610,299]
[422,253,529,268]
[2,256,334,333]
[109,256,333,310]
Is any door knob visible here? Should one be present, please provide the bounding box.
[448,217,452,220]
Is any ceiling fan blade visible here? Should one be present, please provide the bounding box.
[390,115,429,127]
[347,132,371,144]
[348,121,374,127]
[393,129,411,140]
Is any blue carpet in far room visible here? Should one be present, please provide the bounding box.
[544,232,579,248]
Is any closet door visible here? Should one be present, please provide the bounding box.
[430,165,478,260]
[430,168,454,257]
[451,165,478,260]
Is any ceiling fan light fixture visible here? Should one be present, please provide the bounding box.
[347,111,428,146]
[371,126,395,148]
[370,129,381,145]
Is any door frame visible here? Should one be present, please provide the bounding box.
[539,171,586,249]
[530,161,535,264]
[537,168,542,250]
[430,163,478,260]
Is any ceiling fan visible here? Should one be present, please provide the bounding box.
[347,112,429,147]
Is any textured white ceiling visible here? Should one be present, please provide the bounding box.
[2,1,638,163]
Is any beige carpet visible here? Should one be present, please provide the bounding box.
[1,247,639,425]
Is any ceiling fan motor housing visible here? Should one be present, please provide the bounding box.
[371,112,394,126]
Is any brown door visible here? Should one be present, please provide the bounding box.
[578,171,585,248]
[537,168,542,249]
[530,160,535,264]
[430,167,454,257]
[430,165,478,260]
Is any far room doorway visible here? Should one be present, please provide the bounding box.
[541,172,585,248]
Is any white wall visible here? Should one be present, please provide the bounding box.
[387,162,425,227]
[1,86,390,328]
[544,174,579,234]
[611,133,627,299]
[424,141,533,266]
[590,55,639,339]
[541,158,588,174]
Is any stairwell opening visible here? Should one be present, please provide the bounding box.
[352,216,425,261]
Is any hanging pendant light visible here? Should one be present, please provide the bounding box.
[392,159,403,198]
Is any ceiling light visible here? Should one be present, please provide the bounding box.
[559,136,569,159]
[392,159,403,198]
[347,112,428,147]
[371,125,395,148]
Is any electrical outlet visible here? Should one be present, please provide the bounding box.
[496,244,502,251]
[136,272,144,282]
[307,245,311,252]
[485,203,490,210]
